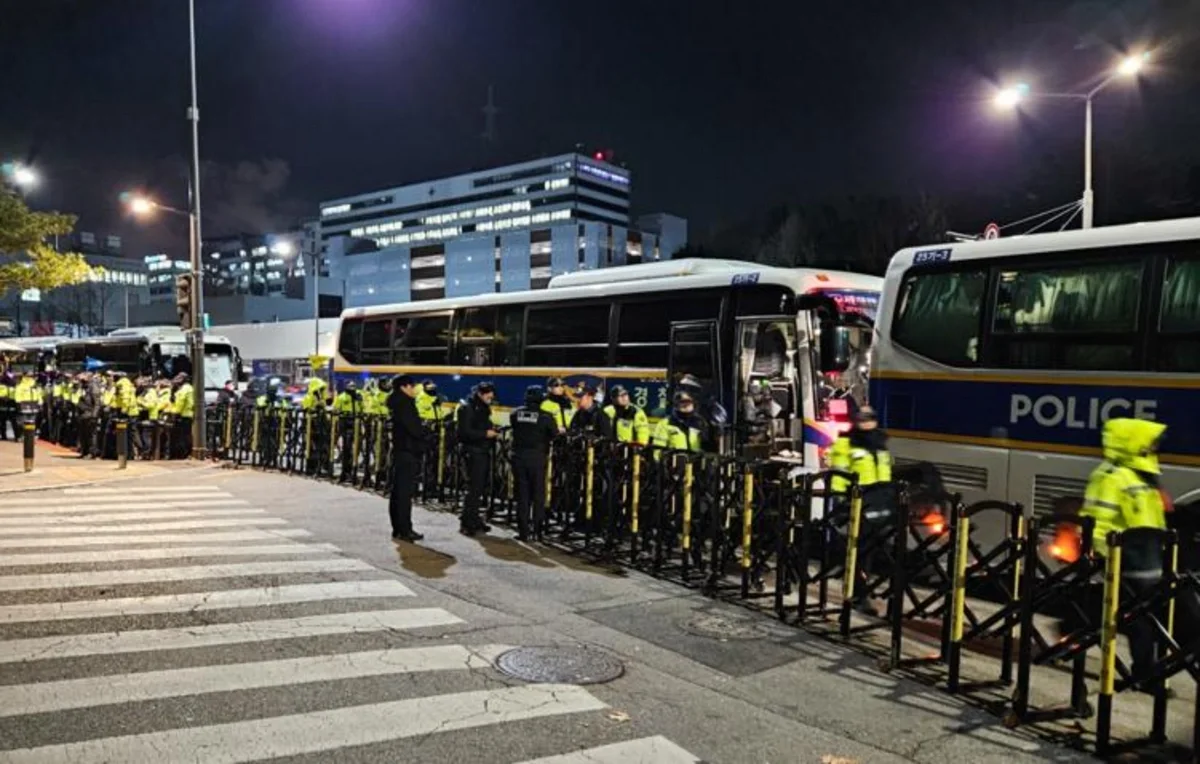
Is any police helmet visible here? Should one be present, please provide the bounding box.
[677,374,703,391]
[547,376,565,388]
[610,384,629,399]
[854,405,878,425]
[524,384,546,406]
[476,381,496,396]
[576,382,598,397]
[422,379,437,394]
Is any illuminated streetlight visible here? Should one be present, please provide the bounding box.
[128,196,156,216]
[270,240,295,257]
[12,166,37,188]
[990,51,1152,228]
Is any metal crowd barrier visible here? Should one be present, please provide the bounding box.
[205,404,1200,757]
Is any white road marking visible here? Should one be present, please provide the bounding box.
[0,498,249,512]
[0,644,497,716]
[62,485,224,495]
[0,608,463,663]
[0,558,374,591]
[0,542,341,567]
[0,517,290,535]
[0,528,310,549]
[0,509,265,525]
[0,685,607,763]
[516,736,702,764]
[0,579,413,624]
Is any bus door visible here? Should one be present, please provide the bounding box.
[733,316,804,461]
[667,319,726,452]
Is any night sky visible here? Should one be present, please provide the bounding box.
[2,0,1197,256]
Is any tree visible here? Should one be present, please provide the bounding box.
[0,189,93,299]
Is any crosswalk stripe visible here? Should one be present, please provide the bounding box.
[62,485,224,495]
[0,528,311,548]
[0,542,342,568]
[0,644,496,717]
[0,517,290,536]
[0,608,463,663]
[0,558,374,592]
[0,684,607,763]
[516,736,702,764]
[0,509,266,525]
[0,579,413,624]
[0,498,249,513]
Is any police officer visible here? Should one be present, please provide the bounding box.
[172,373,195,459]
[387,374,426,542]
[829,405,893,615]
[651,390,711,563]
[333,381,363,480]
[541,376,573,431]
[300,377,330,475]
[676,373,726,451]
[510,385,559,542]
[603,385,650,446]
[1080,418,1169,685]
[568,383,613,438]
[456,381,498,536]
[0,370,14,441]
[415,380,443,423]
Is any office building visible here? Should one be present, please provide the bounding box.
[318,152,687,307]
[0,232,149,336]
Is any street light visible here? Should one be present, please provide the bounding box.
[1,162,38,195]
[992,51,1151,229]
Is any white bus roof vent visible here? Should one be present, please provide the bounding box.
[547,258,751,289]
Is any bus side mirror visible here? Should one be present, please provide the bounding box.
[819,324,853,373]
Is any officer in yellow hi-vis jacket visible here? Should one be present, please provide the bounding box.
[1080,417,1169,682]
[603,385,649,445]
[541,376,574,431]
[829,405,894,615]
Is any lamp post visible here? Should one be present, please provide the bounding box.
[993,52,1150,229]
[125,194,205,455]
[186,0,206,458]
[1,163,39,199]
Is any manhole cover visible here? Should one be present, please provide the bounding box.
[679,611,767,640]
[496,646,625,685]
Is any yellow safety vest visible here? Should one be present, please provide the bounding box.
[829,436,892,492]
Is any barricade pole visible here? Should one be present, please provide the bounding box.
[278,411,289,467]
[329,414,339,480]
[1095,533,1122,757]
[681,459,694,578]
[250,410,261,466]
[886,486,910,671]
[437,422,446,499]
[739,465,754,598]
[1150,532,1178,744]
[1002,511,1026,685]
[351,414,361,483]
[223,403,233,454]
[630,451,642,565]
[304,412,313,470]
[779,473,800,620]
[1009,516,1041,724]
[839,486,863,637]
[584,440,596,542]
[374,418,385,491]
[946,508,970,693]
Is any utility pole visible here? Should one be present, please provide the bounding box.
[187,0,206,458]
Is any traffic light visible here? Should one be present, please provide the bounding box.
[175,273,194,331]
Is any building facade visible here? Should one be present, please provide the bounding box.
[0,232,149,337]
[318,152,687,307]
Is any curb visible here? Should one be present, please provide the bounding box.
[0,461,221,494]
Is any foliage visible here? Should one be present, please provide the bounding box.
[679,194,950,275]
[0,188,94,298]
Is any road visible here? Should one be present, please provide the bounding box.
[0,468,1088,763]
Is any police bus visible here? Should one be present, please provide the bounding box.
[333,258,882,466]
[871,217,1200,519]
[55,327,243,404]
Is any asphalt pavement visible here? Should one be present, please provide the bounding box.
[0,468,1092,763]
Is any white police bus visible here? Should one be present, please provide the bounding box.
[334,259,882,465]
[872,217,1200,517]
[56,327,243,404]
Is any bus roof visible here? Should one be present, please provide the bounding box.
[103,327,234,346]
[888,216,1200,278]
[342,259,882,320]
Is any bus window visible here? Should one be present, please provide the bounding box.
[892,268,986,367]
[991,260,1141,371]
[394,314,450,365]
[525,302,610,367]
[495,305,523,367]
[614,292,722,367]
[1159,257,1200,372]
[360,319,393,364]
[455,308,496,367]
[339,318,364,364]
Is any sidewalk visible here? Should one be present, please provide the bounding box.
[0,439,215,493]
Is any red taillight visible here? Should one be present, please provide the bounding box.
[921,512,946,535]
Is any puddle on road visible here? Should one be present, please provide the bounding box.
[473,535,624,577]
[395,543,457,579]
